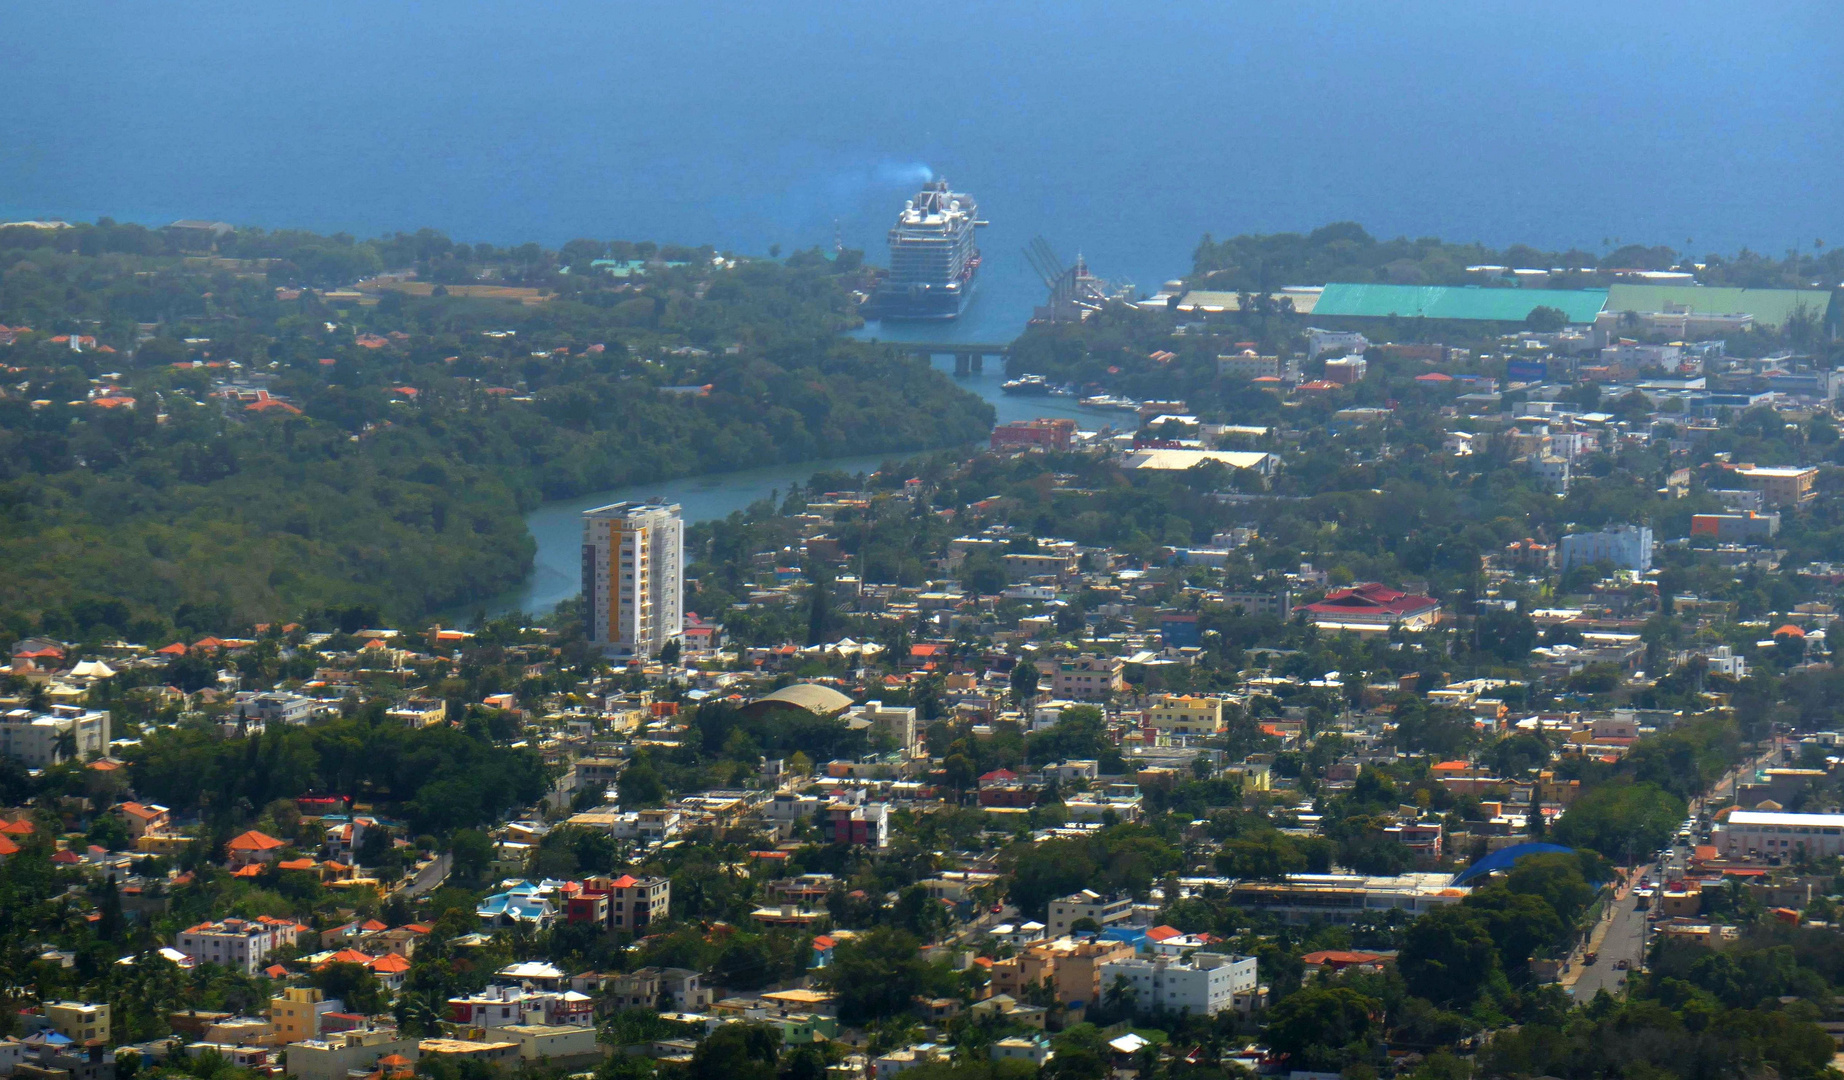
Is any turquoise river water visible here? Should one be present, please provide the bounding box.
[486,343,1123,616]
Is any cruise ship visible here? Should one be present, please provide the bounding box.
[861,179,984,321]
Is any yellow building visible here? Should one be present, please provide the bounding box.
[1737,465,1818,507]
[1537,770,1580,806]
[385,698,448,727]
[137,833,197,855]
[270,987,326,1045]
[116,802,171,842]
[1223,762,1272,792]
[1145,695,1226,736]
[759,989,837,1016]
[46,1002,110,1044]
[989,937,1138,1007]
[418,1039,521,1068]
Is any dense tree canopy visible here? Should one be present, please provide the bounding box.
[0,226,991,641]
[130,711,551,835]
[1549,781,1684,862]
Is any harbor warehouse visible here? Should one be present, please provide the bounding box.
[1119,448,1276,477]
[1311,283,1610,324]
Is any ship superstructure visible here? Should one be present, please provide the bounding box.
[862,179,983,321]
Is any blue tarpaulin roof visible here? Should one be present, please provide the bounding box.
[1450,842,1585,886]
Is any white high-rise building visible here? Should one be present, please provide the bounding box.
[581,502,683,657]
[1558,524,1653,574]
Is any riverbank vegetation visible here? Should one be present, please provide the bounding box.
[0,221,992,643]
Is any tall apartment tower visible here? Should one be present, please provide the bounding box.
[581,502,683,656]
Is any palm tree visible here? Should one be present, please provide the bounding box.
[393,990,442,1036]
[1103,973,1139,1020]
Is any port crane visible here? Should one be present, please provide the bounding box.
[1022,236,1125,324]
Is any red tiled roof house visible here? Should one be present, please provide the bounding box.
[1299,582,1442,631]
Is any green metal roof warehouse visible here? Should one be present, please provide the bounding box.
[1309,281,1836,329]
[1312,283,1610,323]
[1603,284,1833,329]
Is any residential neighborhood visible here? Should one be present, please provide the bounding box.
[3,215,1844,1080]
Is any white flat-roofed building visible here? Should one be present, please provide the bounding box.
[0,708,110,768]
[230,691,319,726]
[1224,872,1468,924]
[846,701,921,755]
[1715,810,1844,859]
[1047,890,1133,935]
[1216,352,1287,381]
[1678,644,1747,679]
[1558,525,1654,574]
[448,985,537,1027]
[991,1036,1054,1066]
[176,917,302,974]
[991,921,1047,947]
[283,1030,420,1080]
[1307,328,1368,360]
[1099,953,1258,1016]
[1528,453,1571,493]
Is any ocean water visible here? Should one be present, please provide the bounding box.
[4,1,1839,339]
[6,0,1837,615]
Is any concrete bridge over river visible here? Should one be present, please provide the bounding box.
[870,339,1014,375]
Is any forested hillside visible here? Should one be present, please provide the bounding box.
[0,222,993,641]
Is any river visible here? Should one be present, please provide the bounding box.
[486,335,1125,616]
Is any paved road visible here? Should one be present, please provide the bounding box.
[950,903,1013,943]
[399,852,453,898]
[1568,742,1787,1001]
[1698,739,1784,817]
[1570,891,1646,1000]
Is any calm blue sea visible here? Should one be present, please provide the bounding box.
[3,1,1839,341]
[7,0,1838,615]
